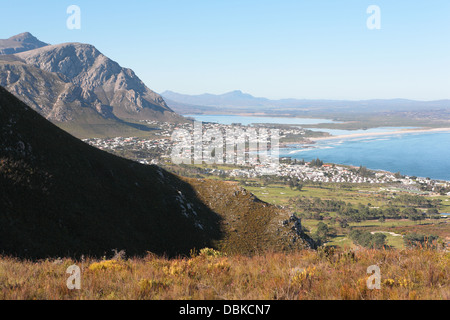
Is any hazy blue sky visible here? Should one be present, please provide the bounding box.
[1,0,449,100]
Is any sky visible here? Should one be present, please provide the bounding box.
[1,0,449,100]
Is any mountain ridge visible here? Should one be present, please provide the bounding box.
[0,33,185,138]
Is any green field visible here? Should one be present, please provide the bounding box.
[242,180,449,250]
[301,217,447,249]
[244,182,388,207]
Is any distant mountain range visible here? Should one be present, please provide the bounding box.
[0,86,313,258]
[162,90,273,108]
[162,90,450,115]
[0,33,184,138]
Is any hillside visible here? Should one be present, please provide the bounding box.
[0,86,312,259]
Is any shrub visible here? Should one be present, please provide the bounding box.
[403,233,438,248]
[349,230,386,249]
[88,260,124,272]
[198,248,226,258]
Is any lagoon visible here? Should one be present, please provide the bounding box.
[184,114,337,126]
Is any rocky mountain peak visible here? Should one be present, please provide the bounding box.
[0,32,49,55]
[9,32,42,44]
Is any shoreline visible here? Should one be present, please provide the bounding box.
[309,127,450,142]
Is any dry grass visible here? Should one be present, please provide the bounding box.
[0,247,448,300]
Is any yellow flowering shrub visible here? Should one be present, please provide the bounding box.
[382,277,413,289]
[199,248,227,259]
[88,260,124,272]
[139,279,171,292]
[290,266,316,287]
[162,260,191,276]
[383,278,395,287]
[207,259,231,274]
[397,277,413,289]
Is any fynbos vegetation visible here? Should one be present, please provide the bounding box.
[0,247,447,300]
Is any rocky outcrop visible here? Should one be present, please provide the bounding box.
[286,215,317,249]
[0,55,113,122]
[183,179,316,255]
[15,42,180,122]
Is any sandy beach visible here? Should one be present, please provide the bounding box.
[310,127,450,142]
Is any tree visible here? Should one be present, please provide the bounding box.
[404,233,438,248]
[407,210,424,223]
[314,222,330,245]
[316,222,329,238]
[427,208,439,219]
[372,233,387,249]
[349,230,386,249]
[313,213,324,220]
[358,165,374,178]
[288,179,295,189]
[339,219,349,228]
[309,158,323,167]
[262,175,271,187]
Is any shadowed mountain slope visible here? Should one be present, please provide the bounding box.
[0,86,313,259]
[0,86,222,258]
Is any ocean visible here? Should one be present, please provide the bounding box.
[280,131,450,181]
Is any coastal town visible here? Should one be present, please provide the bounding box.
[83,119,309,166]
[83,120,450,195]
